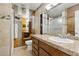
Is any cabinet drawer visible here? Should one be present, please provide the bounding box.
[32,46,38,56]
[32,42,38,50]
[39,41,70,56]
[32,37,38,44]
[32,51,36,56]
[39,48,50,56]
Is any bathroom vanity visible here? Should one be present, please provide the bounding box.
[32,35,79,56]
[32,35,70,56]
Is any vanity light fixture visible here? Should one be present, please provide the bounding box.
[45,3,58,10]
[52,3,58,6]
[45,4,52,10]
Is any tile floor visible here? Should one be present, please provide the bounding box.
[12,45,32,56]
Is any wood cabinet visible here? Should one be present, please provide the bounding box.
[39,48,49,56]
[67,7,75,18]
[14,38,19,48]
[67,17,75,35]
[67,4,79,35]
[32,37,39,56]
[67,4,79,18]
[32,37,70,56]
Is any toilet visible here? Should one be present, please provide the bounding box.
[25,40,32,47]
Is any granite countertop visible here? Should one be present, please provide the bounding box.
[32,34,79,56]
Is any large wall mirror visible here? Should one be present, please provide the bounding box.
[45,3,79,36]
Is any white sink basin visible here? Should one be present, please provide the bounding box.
[48,36,74,43]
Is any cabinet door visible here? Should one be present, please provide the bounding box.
[32,42,38,50]
[32,47,38,56]
[39,41,70,56]
[67,17,75,35]
[39,48,50,56]
[32,37,38,44]
[32,37,39,56]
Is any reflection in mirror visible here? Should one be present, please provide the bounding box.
[46,3,79,37]
[48,16,63,35]
[43,3,79,41]
[47,10,67,36]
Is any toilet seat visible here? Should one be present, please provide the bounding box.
[25,40,32,46]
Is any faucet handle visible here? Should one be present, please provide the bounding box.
[58,34,62,37]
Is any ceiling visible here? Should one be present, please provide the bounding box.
[14,3,42,11]
[13,3,78,17]
[25,3,42,10]
[47,3,78,17]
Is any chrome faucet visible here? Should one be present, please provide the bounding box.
[58,34,67,38]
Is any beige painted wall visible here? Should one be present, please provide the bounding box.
[0,20,11,56]
[0,4,12,16]
[34,4,47,34]
[0,3,14,56]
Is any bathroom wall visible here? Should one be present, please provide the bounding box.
[0,4,12,16]
[0,20,12,56]
[0,4,14,56]
[34,4,47,34]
